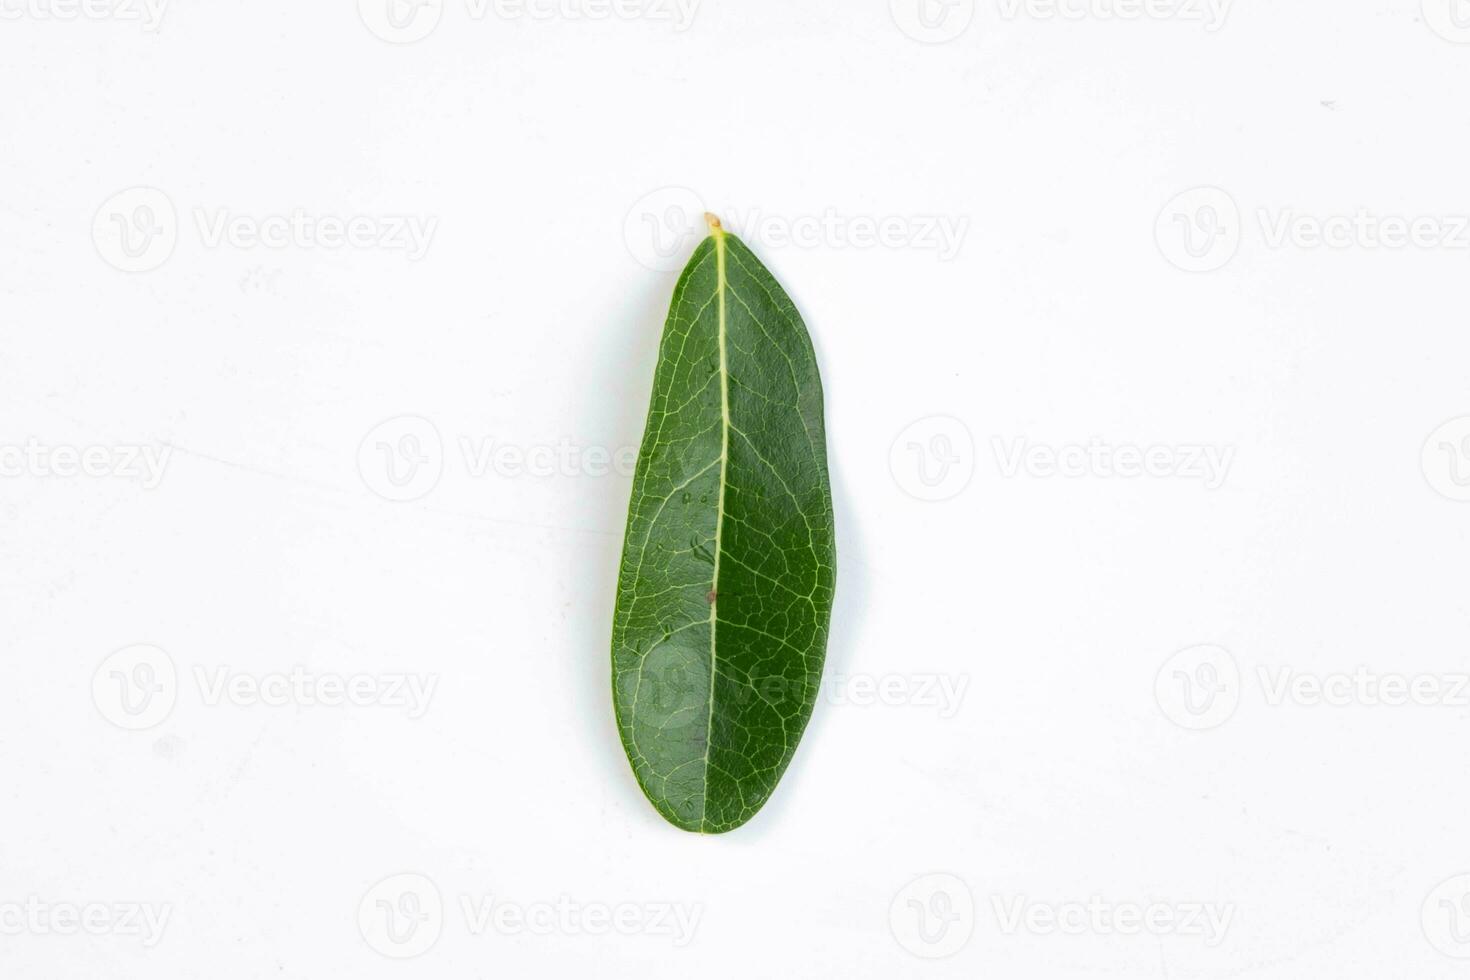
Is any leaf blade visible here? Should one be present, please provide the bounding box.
[612,219,835,834]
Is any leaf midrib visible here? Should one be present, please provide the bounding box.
[700,219,730,833]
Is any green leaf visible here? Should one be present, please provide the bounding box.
[612,214,836,834]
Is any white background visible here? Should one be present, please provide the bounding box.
[4,0,1470,976]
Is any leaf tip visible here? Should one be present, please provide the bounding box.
[704,212,724,236]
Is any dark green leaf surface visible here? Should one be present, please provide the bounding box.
[612,216,836,834]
